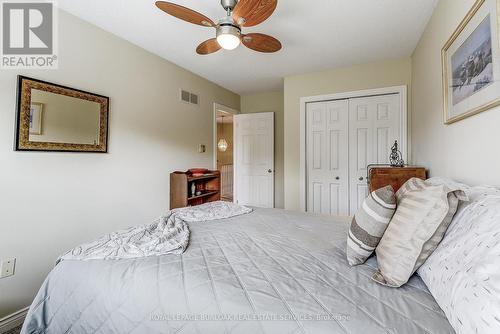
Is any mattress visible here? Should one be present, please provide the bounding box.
[22,208,454,334]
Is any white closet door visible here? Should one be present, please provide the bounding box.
[306,100,349,215]
[234,112,274,208]
[348,94,401,215]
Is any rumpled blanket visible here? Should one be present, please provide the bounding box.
[58,201,252,262]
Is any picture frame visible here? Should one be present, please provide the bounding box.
[29,102,43,135]
[15,76,109,153]
[442,0,500,124]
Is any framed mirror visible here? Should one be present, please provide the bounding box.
[15,76,109,152]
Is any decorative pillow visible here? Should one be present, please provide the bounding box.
[395,176,426,202]
[372,178,467,287]
[346,185,396,266]
[418,195,500,334]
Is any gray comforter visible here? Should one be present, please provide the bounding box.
[58,201,252,262]
[22,208,454,334]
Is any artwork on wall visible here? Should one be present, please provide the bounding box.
[29,103,43,135]
[442,0,500,124]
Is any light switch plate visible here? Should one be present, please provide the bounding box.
[0,258,16,278]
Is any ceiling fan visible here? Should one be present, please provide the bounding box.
[155,0,282,55]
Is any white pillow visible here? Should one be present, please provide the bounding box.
[466,185,500,202]
[426,176,500,200]
[418,195,500,334]
[426,177,500,215]
[425,177,470,190]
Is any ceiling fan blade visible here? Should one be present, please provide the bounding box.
[242,33,282,53]
[196,39,221,55]
[232,0,277,27]
[155,1,215,27]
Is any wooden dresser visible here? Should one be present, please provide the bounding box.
[368,166,427,193]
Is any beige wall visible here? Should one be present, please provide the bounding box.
[0,10,239,318]
[283,58,412,210]
[241,91,284,208]
[412,0,500,186]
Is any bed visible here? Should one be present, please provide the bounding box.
[22,208,454,334]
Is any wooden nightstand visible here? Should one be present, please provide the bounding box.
[368,166,427,193]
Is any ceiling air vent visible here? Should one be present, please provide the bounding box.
[180,89,199,106]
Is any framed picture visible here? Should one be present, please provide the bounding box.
[442,0,500,124]
[29,102,43,135]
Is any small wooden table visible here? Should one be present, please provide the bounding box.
[368,166,427,193]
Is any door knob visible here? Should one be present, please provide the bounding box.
[335,176,340,180]
[359,177,364,181]
[268,169,273,173]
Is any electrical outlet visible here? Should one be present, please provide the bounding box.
[0,258,16,278]
[198,144,206,153]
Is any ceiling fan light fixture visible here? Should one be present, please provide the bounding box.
[156,0,281,55]
[216,24,241,50]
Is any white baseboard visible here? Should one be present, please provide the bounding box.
[0,307,29,333]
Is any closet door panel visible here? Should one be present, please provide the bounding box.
[373,96,400,164]
[306,101,349,215]
[306,94,402,217]
[349,94,401,215]
[349,100,372,214]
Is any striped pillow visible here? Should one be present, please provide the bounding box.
[373,178,468,287]
[347,185,396,266]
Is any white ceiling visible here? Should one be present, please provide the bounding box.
[57,0,438,95]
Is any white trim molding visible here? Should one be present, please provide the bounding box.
[212,103,239,170]
[0,307,29,333]
[213,103,239,203]
[299,85,408,212]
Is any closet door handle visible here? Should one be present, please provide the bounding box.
[335,176,340,180]
[359,177,364,181]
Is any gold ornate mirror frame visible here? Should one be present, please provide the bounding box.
[15,76,109,152]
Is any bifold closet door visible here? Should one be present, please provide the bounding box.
[306,100,349,215]
[348,94,401,215]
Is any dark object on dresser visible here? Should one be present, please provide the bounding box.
[170,170,221,209]
[389,140,405,167]
[368,166,427,193]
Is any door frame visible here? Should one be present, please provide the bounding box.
[213,103,239,170]
[213,103,238,203]
[299,85,408,212]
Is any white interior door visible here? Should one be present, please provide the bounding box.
[306,101,349,215]
[234,112,274,208]
[348,94,401,215]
